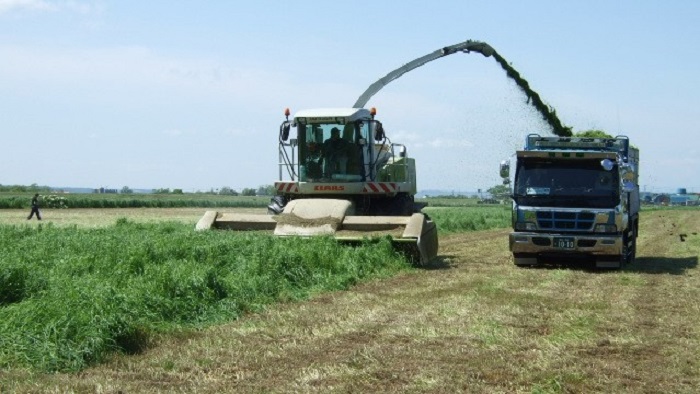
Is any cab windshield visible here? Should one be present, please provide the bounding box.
[514,158,620,208]
[297,121,368,182]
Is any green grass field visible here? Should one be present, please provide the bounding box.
[0,203,510,372]
[0,220,411,372]
[425,206,510,233]
[2,207,699,392]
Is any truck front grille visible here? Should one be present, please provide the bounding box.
[536,211,595,231]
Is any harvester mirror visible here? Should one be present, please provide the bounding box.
[499,160,510,179]
[371,120,384,141]
[279,121,291,141]
[393,143,407,158]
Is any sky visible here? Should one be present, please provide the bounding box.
[1,0,698,193]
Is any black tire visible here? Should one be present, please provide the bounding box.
[364,193,414,216]
[627,226,637,266]
[620,227,636,268]
[267,195,287,215]
[390,193,414,216]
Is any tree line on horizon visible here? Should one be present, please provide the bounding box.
[1,184,278,196]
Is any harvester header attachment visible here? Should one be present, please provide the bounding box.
[196,198,438,264]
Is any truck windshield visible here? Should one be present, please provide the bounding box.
[514,158,620,208]
[297,122,367,182]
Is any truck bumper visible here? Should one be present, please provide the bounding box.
[509,232,623,266]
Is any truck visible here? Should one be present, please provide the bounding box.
[500,134,640,268]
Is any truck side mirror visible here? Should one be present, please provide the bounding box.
[499,160,510,179]
[601,159,614,171]
[280,121,291,141]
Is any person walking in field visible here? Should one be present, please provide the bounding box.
[27,193,42,220]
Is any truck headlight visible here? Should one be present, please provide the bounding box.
[594,224,617,233]
[515,222,537,231]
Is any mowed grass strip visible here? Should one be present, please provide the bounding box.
[0,207,264,228]
[0,192,270,209]
[0,220,411,372]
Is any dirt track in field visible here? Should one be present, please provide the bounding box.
[4,209,700,393]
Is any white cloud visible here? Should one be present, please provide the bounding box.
[0,0,97,15]
[63,0,99,15]
[0,0,56,14]
[0,45,141,95]
[0,44,295,106]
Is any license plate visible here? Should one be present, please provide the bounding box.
[553,237,575,249]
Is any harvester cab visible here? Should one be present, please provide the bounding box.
[279,108,383,185]
[273,107,416,214]
[196,107,438,264]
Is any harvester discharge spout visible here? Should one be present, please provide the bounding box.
[353,38,571,136]
[353,39,495,108]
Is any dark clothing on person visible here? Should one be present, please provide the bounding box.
[321,127,351,177]
[27,194,41,220]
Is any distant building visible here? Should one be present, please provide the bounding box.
[653,194,671,205]
[94,187,118,194]
[670,194,699,206]
[639,189,699,206]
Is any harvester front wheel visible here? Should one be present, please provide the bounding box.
[396,193,416,216]
[368,193,414,216]
[267,195,288,215]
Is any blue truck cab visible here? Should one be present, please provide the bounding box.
[501,134,640,268]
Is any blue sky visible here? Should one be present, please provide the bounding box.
[1,1,698,193]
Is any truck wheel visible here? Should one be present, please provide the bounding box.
[620,229,636,268]
[627,228,637,266]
